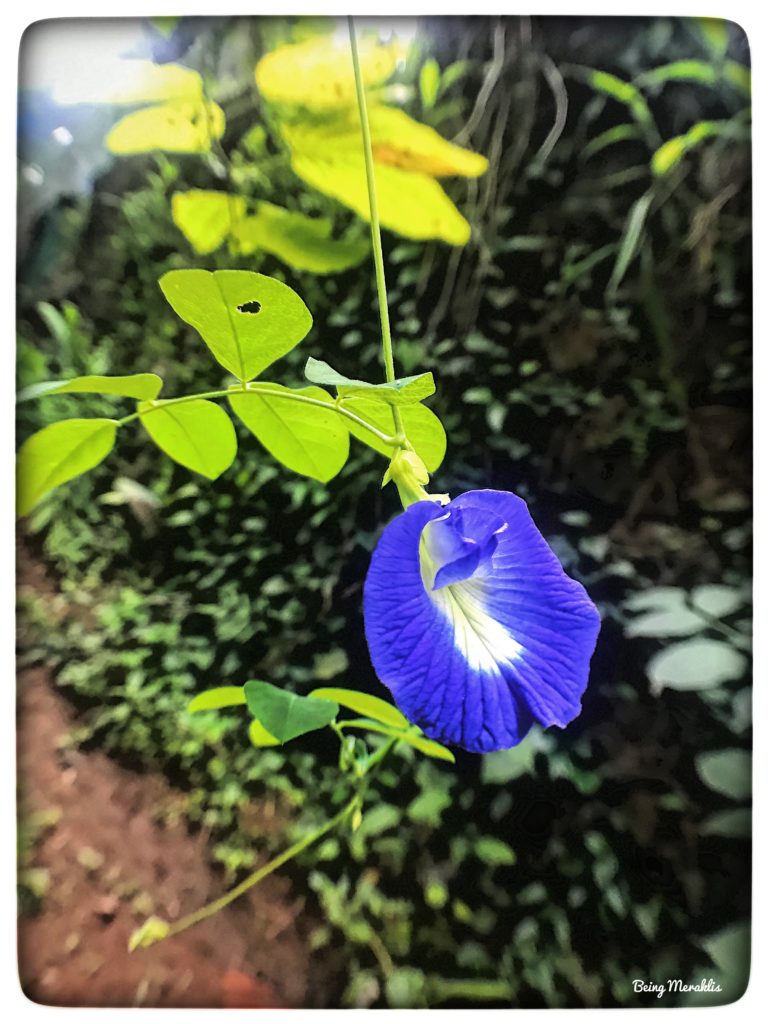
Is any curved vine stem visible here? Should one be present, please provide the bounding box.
[348,17,406,443]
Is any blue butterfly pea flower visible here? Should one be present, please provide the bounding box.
[363,489,601,753]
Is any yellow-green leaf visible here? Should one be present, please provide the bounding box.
[419,57,441,109]
[232,201,369,273]
[17,418,117,516]
[290,148,472,245]
[248,720,280,747]
[106,100,225,154]
[56,60,202,107]
[341,396,447,472]
[229,384,349,482]
[159,269,312,382]
[368,106,488,178]
[255,33,403,109]
[139,399,237,480]
[187,687,247,713]
[172,191,246,255]
[18,374,163,403]
[308,687,409,730]
[128,915,171,952]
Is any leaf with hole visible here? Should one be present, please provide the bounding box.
[647,639,747,696]
[187,687,247,713]
[232,202,369,274]
[172,191,247,255]
[18,374,163,403]
[341,395,447,471]
[106,100,225,154]
[243,680,338,744]
[229,384,349,482]
[160,270,312,382]
[139,399,237,480]
[305,357,435,405]
[17,418,118,516]
[309,688,409,730]
[695,749,751,801]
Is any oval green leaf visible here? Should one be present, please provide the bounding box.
[647,639,747,696]
[18,374,163,403]
[695,749,751,802]
[139,399,237,480]
[159,269,312,382]
[308,687,409,730]
[229,384,349,482]
[243,680,338,744]
[187,686,247,713]
[17,418,118,516]
[341,395,447,472]
[339,718,455,763]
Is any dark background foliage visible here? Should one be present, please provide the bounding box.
[17,15,751,1008]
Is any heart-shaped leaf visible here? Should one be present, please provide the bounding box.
[244,680,338,743]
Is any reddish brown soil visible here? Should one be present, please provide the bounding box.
[17,662,334,1008]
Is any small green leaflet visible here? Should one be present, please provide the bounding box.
[341,396,447,472]
[18,373,163,403]
[337,717,455,763]
[244,680,338,743]
[419,57,441,109]
[304,357,435,405]
[139,399,237,480]
[128,916,171,951]
[187,686,247,713]
[309,687,408,730]
[17,418,118,516]
[229,384,349,482]
[159,270,312,382]
[695,749,751,802]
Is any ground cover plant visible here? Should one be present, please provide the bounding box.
[17,14,751,1008]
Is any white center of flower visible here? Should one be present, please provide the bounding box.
[420,522,523,674]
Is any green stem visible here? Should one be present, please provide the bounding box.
[348,17,406,440]
[164,795,358,941]
[116,385,399,446]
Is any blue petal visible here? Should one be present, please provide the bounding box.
[363,490,601,753]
